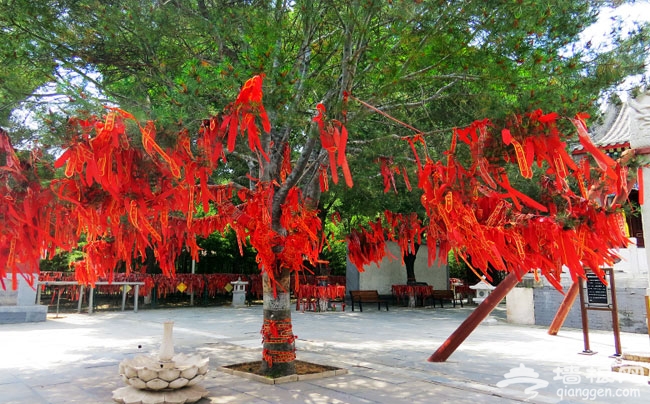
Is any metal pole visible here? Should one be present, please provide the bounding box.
[88,287,94,314]
[36,283,42,305]
[608,269,622,356]
[578,277,594,354]
[190,259,196,306]
[134,285,140,313]
[78,285,84,313]
[121,286,127,311]
[55,288,61,318]
[548,282,580,335]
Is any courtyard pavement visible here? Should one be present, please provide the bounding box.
[1,302,649,404]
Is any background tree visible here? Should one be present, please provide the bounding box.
[1,0,649,377]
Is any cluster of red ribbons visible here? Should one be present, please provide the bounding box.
[348,110,631,289]
[0,130,56,290]
[296,284,346,301]
[1,72,631,298]
[0,75,345,293]
[377,156,412,193]
[38,272,346,303]
[261,318,297,367]
[347,211,423,271]
[391,284,434,304]
[313,104,353,189]
[347,217,390,271]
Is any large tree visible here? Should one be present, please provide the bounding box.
[1,0,649,376]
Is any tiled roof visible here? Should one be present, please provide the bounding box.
[574,102,630,153]
[590,103,631,148]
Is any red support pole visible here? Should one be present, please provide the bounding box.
[548,282,579,335]
[428,271,520,362]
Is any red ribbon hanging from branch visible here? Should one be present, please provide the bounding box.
[313,104,353,187]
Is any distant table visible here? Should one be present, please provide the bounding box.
[391,285,433,306]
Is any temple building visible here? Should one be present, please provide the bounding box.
[507,93,650,334]
[573,100,644,248]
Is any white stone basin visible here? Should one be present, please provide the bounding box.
[119,353,209,391]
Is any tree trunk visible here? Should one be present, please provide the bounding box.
[404,244,420,284]
[260,267,296,376]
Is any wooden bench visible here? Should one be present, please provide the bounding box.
[430,290,460,308]
[350,290,389,312]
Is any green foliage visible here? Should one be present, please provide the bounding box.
[447,250,469,281]
[3,1,647,138]
[195,230,259,274]
[39,251,71,273]
[320,208,349,275]
[39,247,85,272]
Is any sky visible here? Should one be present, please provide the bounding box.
[581,1,650,101]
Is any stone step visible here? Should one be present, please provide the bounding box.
[611,361,650,376]
[0,306,48,324]
[622,352,650,363]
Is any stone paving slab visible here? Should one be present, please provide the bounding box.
[0,304,649,403]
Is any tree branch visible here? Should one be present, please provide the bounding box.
[378,79,459,111]
[271,124,320,230]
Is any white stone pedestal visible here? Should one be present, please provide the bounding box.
[0,274,47,324]
[506,287,535,325]
[112,385,208,404]
[114,322,210,404]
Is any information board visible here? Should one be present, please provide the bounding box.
[578,268,620,356]
[585,272,608,305]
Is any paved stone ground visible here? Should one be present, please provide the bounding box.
[1,303,648,403]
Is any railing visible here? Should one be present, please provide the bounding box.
[36,272,346,312]
[36,281,145,315]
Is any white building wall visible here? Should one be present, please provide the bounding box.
[346,242,448,296]
[611,239,648,275]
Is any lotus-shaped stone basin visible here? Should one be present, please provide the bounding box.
[119,353,209,391]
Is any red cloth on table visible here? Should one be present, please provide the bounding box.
[391,285,433,304]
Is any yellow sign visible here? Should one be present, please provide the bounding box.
[177,282,187,293]
[224,283,233,293]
